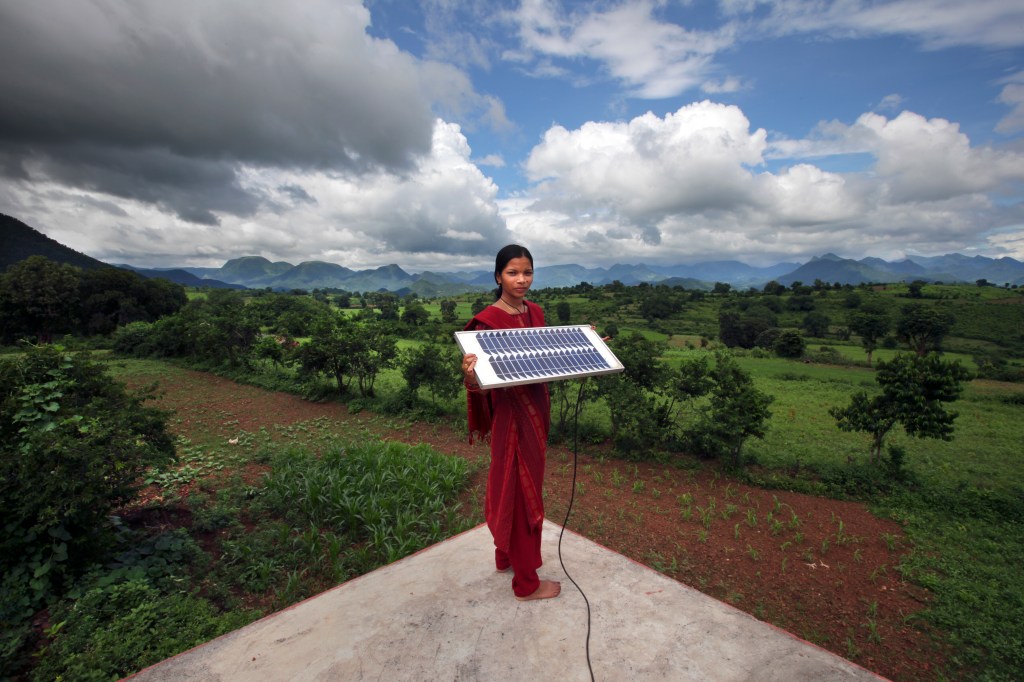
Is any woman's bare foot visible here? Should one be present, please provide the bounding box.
[515,580,561,601]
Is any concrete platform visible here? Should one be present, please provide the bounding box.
[128,521,884,681]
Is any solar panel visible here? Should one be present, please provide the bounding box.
[454,325,625,389]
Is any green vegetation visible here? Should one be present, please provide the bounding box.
[2,259,1023,680]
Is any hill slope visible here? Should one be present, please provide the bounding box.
[1,213,108,271]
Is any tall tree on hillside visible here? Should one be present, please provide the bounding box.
[556,301,571,324]
[0,256,80,343]
[848,304,890,366]
[896,304,955,356]
[439,300,458,324]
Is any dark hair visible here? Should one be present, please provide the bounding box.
[493,244,534,300]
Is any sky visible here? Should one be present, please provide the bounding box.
[1,0,1023,273]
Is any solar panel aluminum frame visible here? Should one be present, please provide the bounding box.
[454,324,624,389]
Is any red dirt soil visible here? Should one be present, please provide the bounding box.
[128,369,949,681]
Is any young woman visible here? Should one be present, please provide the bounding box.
[461,244,561,601]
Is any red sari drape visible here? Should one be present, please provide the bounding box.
[464,301,551,561]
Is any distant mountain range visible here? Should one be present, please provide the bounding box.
[4,213,1024,294]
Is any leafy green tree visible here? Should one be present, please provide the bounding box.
[773,330,805,358]
[786,294,815,312]
[252,334,287,369]
[0,345,175,615]
[830,353,972,464]
[77,267,187,336]
[712,282,731,294]
[296,312,357,393]
[439,300,458,324]
[718,305,778,349]
[595,333,669,448]
[0,255,80,342]
[401,301,430,327]
[673,352,773,467]
[896,304,955,356]
[349,321,398,396]
[848,304,890,366]
[639,293,680,321]
[556,301,571,324]
[249,293,328,337]
[802,311,831,337]
[184,289,261,366]
[378,293,399,322]
[401,342,460,403]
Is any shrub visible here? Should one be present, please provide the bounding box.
[773,330,806,358]
[0,345,175,615]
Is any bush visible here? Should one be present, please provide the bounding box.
[0,345,176,616]
[773,330,806,358]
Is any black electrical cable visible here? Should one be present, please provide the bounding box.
[557,379,595,682]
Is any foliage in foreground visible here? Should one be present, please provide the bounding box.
[30,580,253,682]
[0,344,175,647]
[18,436,472,680]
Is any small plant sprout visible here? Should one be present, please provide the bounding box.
[746,545,760,561]
[677,492,693,506]
[734,523,741,540]
[746,509,757,528]
[632,479,645,494]
[697,506,714,529]
[697,529,708,544]
[881,532,899,551]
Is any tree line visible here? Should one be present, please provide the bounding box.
[0,255,187,343]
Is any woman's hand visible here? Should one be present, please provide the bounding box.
[462,353,478,381]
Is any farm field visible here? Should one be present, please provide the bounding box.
[92,355,1024,681]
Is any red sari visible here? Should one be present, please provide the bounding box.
[465,301,551,597]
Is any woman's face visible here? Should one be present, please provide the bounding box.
[497,256,534,301]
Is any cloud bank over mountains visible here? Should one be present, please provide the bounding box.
[0,0,1021,271]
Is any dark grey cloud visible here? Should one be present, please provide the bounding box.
[279,184,317,206]
[0,0,443,222]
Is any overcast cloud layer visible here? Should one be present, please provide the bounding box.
[1,0,1022,271]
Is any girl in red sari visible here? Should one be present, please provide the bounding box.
[461,245,561,601]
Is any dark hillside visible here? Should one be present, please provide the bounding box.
[1,213,108,271]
